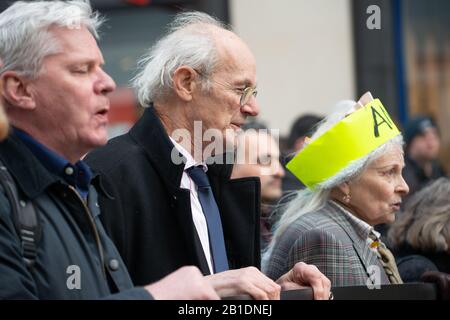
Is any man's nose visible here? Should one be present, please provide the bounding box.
[95,68,117,95]
[241,97,259,117]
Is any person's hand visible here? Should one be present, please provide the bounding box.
[145,266,219,300]
[275,262,331,300]
[205,267,281,300]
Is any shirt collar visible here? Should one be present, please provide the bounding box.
[332,201,384,253]
[14,128,92,198]
[169,137,208,172]
[331,200,375,239]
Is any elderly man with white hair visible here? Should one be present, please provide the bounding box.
[0,0,219,300]
[263,93,410,287]
[86,11,331,299]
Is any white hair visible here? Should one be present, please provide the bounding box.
[264,100,404,258]
[132,11,228,106]
[0,0,103,78]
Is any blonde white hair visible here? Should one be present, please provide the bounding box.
[132,11,228,106]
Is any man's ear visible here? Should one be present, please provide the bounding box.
[1,71,36,110]
[172,66,197,102]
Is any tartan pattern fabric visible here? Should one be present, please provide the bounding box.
[263,200,390,287]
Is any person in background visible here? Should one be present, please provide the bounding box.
[282,114,323,192]
[231,122,285,251]
[388,177,450,282]
[0,62,8,140]
[402,115,446,196]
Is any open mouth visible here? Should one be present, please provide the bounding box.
[391,202,401,211]
[95,108,109,124]
[96,108,109,116]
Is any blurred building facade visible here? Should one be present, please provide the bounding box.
[1,0,448,169]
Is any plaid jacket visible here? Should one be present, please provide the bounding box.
[263,200,390,287]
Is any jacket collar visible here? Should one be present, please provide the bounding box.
[0,132,110,200]
[326,201,382,276]
[0,133,59,199]
[129,105,234,192]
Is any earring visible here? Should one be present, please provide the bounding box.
[342,193,351,203]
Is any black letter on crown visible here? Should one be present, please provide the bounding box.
[371,105,393,137]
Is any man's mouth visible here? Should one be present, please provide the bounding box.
[391,202,402,211]
[229,123,241,131]
[95,107,109,123]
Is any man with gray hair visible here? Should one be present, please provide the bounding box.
[87,11,331,299]
[0,0,218,299]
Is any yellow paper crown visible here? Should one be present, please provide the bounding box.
[286,99,400,189]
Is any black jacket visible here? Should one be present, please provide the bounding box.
[86,106,261,286]
[0,133,150,299]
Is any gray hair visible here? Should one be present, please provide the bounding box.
[132,11,228,106]
[0,0,102,78]
[388,177,450,253]
[264,100,404,257]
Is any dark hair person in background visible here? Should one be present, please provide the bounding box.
[231,122,285,251]
[402,115,446,197]
[282,114,323,192]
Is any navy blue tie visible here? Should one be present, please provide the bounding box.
[187,166,229,273]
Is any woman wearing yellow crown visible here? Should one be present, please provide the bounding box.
[263,92,409,287]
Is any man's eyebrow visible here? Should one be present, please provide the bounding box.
[235,78,257,87]
[68,57,105,66]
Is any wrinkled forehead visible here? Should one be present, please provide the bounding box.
[370,143,405,168]
[43,25,103,61]
[212,29,257,83]
[48,24,94,47]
